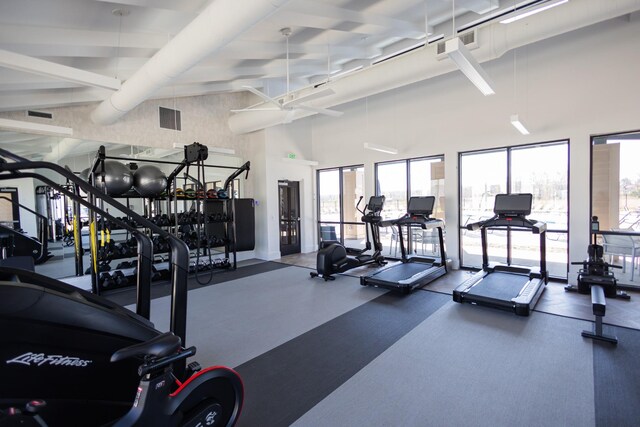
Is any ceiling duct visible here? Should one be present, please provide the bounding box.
[91,0,291,125]
[228,0,640,134]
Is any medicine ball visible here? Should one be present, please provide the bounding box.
[103,161,134,196]
[133,165,168,198]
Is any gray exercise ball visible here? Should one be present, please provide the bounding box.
[133,164,167,198]
[102,160,134,196]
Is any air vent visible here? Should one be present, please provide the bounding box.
[159,107,181,131]
[436,30,477,59]
[27,110,53,119]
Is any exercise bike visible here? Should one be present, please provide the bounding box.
[0,145,243,426]
[311,196,386,281]
[1,330,242,427]
[565,216,630,344]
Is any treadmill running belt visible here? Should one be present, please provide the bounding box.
[370,262,434,282]
[467,272,528,301]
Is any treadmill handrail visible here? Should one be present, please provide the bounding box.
[467,215,547,234]
[380,214,444,230]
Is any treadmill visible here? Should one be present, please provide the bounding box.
[453,193,548,316]
[360,196,447,294]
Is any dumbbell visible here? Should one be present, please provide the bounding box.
[100,272,115,288]
[112,270,128,287]
[116,261,133,270]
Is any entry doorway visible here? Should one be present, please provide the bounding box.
[278,180,301,256]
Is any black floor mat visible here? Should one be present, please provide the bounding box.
[105,261,289,306]
[234,291,450,427]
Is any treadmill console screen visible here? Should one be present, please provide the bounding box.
[367,196,385,213]
[493,193,532,216]
[408,196,435,216]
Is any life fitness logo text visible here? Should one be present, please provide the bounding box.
[6,352,93,368]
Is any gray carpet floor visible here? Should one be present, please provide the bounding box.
[123,262,640,426]
[141,265,386,367]
[292,303,595,427]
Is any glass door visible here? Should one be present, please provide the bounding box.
[279,180,301,256]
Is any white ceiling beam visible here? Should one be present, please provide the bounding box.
[0,80,82,91]
[0,49,121,91]
[0,132,43,144]
[229,40,380,57]
[91,0,292,125]
[152,79,267,98]
[177,63,330,84]
[93,0,204,13]
[0,88,112,112]
[0,25,166,49]
[0,118,72,137]
[457,0,501,15]
[288,0,424,38]
[0,44,157,59]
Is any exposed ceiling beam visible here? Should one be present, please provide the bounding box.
[0,88,112,112]
[288,0,424,38]
[0,44,157,59]
[91,0,292,125]
[0,118,73,137]
[93,0,206,13]
[457,0,501,14]
[0,49,121,91]
[0,132,43,144]
[0,25,166,49]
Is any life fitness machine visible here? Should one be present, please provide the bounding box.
[0,145,243,427]
[565,216,630,344]
[453,193,548,316]
[310,196,385,281]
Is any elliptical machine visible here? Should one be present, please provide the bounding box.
[0,145,243,426]
[311,196,386,281]
[565,216,630,344]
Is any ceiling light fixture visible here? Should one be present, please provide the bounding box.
[364,143,398,155]
[510,114,530,135]
[500,0,569,24]
[445,37,495,96]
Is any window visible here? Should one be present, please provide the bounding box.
[376,161,407,220]
[375,155,445,257]
[316,166,364,249]
[591,131,640,284]
[459,141,569,279]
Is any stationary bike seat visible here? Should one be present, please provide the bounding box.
[111,332,181,362]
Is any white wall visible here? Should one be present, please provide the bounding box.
[301,16,640,279]
[255,120,315,259]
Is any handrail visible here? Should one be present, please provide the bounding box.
[0,148,189,349]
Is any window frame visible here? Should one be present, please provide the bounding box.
[458,139,570,280]
[374,154,445,214]
[316,164,364,245]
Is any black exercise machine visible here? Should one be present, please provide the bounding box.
[310,196,386,281]
[360,196,447,294]
[453,193,548,316]
[0,196,52,265]
[0,147,243,426]
[565,216,629,344]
